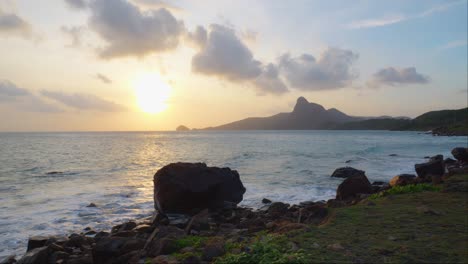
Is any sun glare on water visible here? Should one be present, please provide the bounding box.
[133,74,172,114]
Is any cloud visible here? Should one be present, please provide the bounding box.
[253,63,288,95]
[192,24,262,81]
[95,73,112,84]
[439,40,467,50]
[0,79,30,98]
[278,48,358,91]
[368,67,430,87]
[41,90,126,112]
[88,0,185,58]
[347,0,465,29]
[0,9,33,38]
[130,0,181,11]
[61,26,85,47]
[64,0,88,10]
[187,25,207,48]
[347,15,405,29]
[0,80,62,112]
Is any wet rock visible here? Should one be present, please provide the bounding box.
[94,231,110,241]
[267,202,289,216]
[168,214,191,228]
[111,221,137,234]
[336,174,373,200]
[134,224,153,234]
[389,154,398,157]
[48,251,69,264]
[86,203,97,208]
[26,236,49,252]
[389,174,416,187]
[261,198,272,204]
[0,255,16,264]
[46,171,63,175]
[93,237,145,263]
[331,167,365,178]
[429,155,443,162]
[452,147,468,162]
[17,246,49,264]
[154,163,246,214]
[415,159,444,181]
[145,226,185,257]
[64,234,90,249]
[444,158,457,165]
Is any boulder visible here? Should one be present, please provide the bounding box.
[336,174,373,200]
[261,198,272,204]
[389,174,416,187]
[429,155,443,162]
[331,167,365,178]
[26,236,49,252]
[153,163,246,214]
[267,202,289,216]
[17,246,49,264]
[415,159,445,181]
[93,237,145,263]
[452,147,468,162]
[444,158,457,165]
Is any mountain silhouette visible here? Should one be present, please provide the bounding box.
[204,97,359,130]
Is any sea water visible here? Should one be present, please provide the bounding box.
[0,130,466,258]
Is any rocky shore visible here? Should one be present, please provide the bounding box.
[3,147,468,264]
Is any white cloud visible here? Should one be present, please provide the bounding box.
[192,24,262,81]
[41,90,126,112]
[439,40,467,50]
[88,0,185,58]
[253,64,288,95]
[278,48,358,91]
[368,67,430,88]
[61,26,85,47]
[0,9,33,38]
[0,80,62,112]
[95,73,112,84]
[64,0,88,10]
[347,0,465,29]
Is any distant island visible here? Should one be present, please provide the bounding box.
[202,96,468,136]
[176,125,190,131]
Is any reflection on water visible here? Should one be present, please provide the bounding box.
[0,130,466,258]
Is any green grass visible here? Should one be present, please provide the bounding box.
[369,183,442,200]
[216,235,309,264]
[172,235,208,250]
[217,174,468,263]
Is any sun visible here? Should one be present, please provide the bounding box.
[132,73,172,114]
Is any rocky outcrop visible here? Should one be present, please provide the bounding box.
[451,147,468,162]
[415,157,445,181]
[389,174,416,187]
[336,174,373,200]
[331,167,365,178]
[176,125,190,131]
[153,163,246,214]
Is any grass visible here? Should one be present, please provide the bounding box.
[216,174,468,263]
[368,183,442,200]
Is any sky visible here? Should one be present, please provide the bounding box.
[0,0,466,131]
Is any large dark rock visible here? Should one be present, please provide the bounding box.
[17,246,49,264]
[389,174,416,187]
[415,159,445,181]
[153,163,246,214]
[26,236,49,252]
[452,147,468,162]
[331,167,365,178]
[92,237,145,264]
[336,174,373,200]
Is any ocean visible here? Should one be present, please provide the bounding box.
[0,130,466,258]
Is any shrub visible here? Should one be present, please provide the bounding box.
[369,183,441,200]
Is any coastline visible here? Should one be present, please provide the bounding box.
[4,147,468,264]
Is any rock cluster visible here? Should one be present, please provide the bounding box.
[8,147,468,264]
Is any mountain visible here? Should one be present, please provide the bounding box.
[205,97,359,130]
[333,107,468,135]
[202,96,468,135]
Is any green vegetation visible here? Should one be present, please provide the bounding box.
[216,235,309,264]
[368,183,441,200]
[216,174,468,263]
[334,107,468,135]
[173,235,208,250]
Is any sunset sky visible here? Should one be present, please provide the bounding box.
[0,0,466,131]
